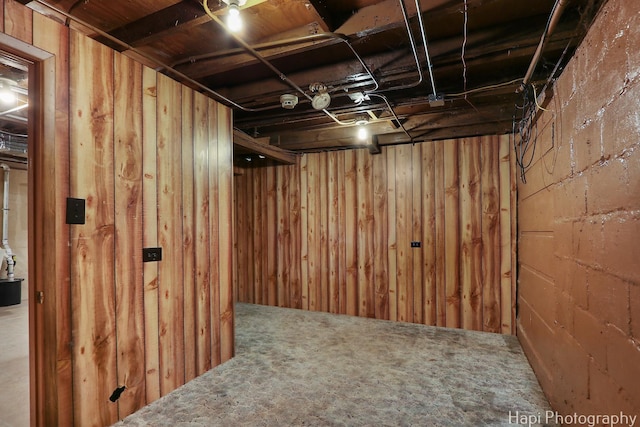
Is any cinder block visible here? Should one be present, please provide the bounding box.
[573,118,603,173]
[631,284,640,341]
[555,257,588,309]
[602,82,640,155]
[601,215,640,283]
[588,358,637,418]
[519,233,555,276]
[587,158,629,214]
[595,33,629,110]
[518,190,554,232]
[517,298,557,371]
[552,329,590,413]
[627,146,640,212]
[519,265,556,329]
[588,269,631,335]
[573,306,608,370]
[574,218,604,269]
[553,174,587,220]
[550,132,574,182]
[553,220,575,259]
[606,324,640,408]
[555,289,575,333]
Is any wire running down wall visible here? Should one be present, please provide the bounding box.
[234,136,516,334]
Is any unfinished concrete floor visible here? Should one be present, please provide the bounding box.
[116,303,555,426]
[0,302,29,427]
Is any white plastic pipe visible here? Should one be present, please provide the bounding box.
[1,163,14,280]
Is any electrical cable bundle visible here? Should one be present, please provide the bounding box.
[512,84,539,183]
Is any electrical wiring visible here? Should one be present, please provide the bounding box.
[512,84,539,183]
[461,0,468,95]
[445,78,523,98]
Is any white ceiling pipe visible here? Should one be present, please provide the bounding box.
[0,163,14,280]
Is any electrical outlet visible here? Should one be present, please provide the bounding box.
[142,247,162,262]
[66,198,85,224]
[411,241,421,248]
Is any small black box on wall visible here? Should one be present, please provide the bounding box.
[66,198,85,224]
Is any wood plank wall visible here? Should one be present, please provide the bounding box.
[235,136,516,334]
[2,1,234,425]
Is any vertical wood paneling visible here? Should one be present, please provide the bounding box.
[411,144,423,324]
[307,155,319,311]
[372,150,388,320]
[266,166,277,306]
[481,137,501,333]
[356,149,375,318]
[276,165,287,307]
[181,87,196,381]
[156,74,185,395]
[113,53,145,419]
[16,9,235,423]
[319,152,329,312]
[252,168,264,305]
[5,0,32,43]
[290,160,302,308]
[395,145,412,322]
[444,141,460,328]
[337,155,347,314]
[344,150,358,316]
[70,32,118,426]
[235,138,515,334]
[328,152,340,313]
[421,142,436,325]
[32,12,73,427]
[386,147,398,322]
[193,91,211,374]
[299,156,309,310]
[459,138,482,330]
[236,166,247,303]
[141,66,160,403]
[207,99,221,367]
[217,103,234,363]
[434,143,446,327]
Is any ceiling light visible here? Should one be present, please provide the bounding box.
[356,115,369,141]
[0,89,15,104]
[0,80,16,105]
[222,0,246,32]
[357,126,368,141]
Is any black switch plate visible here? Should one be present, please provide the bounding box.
[142,247,162,262]
[66,198,85,224]
[411,241,421,248]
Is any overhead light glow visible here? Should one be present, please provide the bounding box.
[357,125,368,141]
[226,3,242,32]
[0,88,15,104]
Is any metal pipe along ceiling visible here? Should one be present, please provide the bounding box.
[520,0,569,90]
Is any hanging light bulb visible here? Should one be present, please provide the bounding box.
[225,0,243,32]
[355,115,369,141]
[357,125,368,141]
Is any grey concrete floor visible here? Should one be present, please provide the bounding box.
[116,303,556,426]
[0,301,29,427]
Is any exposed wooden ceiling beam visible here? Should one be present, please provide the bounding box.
[233,129,298,165]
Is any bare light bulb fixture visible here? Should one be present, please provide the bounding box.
[357,125,368,141]
[355,115,369,141]
[223,0,246,32]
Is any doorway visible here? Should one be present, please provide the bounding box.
[0,47,30,427]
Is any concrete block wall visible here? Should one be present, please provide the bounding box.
[517,0,640,418]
